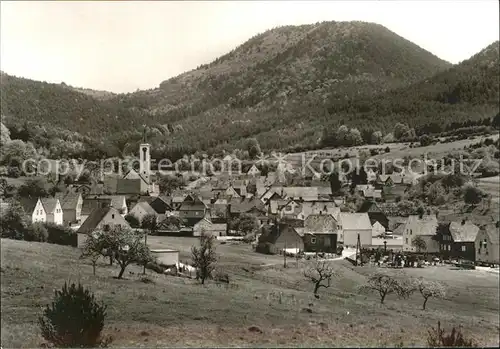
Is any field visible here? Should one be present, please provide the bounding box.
[1,238,499,348]
[477,176,500,202]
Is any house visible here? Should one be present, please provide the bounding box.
[20,198,46,223]
[178,194,207,220]
[80,198,112,224]
[402,214,439,253]
[247,164,261,177]
[299,200,339,220]
[192,216,227,237]
[438,220,480,262]
[338,213,372,247]
[357,200,389,230]
[40,198,63,225]
[372,221,386,238]
[128,201,157,224]
[257,223,304,254]
[475,224,500,266]
[77,207,130,248]
[148,196,173,221]
[58,193,83,226]
[279,199,302,219]
[303,214,338,253]
[95,195,128,216]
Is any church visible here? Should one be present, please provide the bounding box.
[98,133,160,196]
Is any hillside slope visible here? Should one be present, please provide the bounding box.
[1,22,497,157]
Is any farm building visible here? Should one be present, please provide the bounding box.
[257,223,304,254]
[303,214,338,253]
[151,249,179,266]
[475,224,500,266]
[338,213,372,247]
[402,214,439,253]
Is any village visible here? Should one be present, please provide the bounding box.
[4,134,498,273]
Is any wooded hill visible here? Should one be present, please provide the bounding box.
[1,21,498,158]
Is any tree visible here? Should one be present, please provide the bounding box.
[414,278,446,310]
[394,123,410,140]
[158,174,185,195]
[427,182,446,205]
[358,272,412,304]
[246,138,261,159]
[463,185,484,207]
[371,131,383,145]
[38,282,110,348]
[1,121,11,144]
[0,139,37,170]
[191,232,218,285]
[92,227,154,279]
[420,134,433,147]
[493,112,500,130]
[412,236,427,253]
[81,232,105,276]
[233,213,259,236]
[303,261,339,296]
[328,171,342,195]
[0,199,29,239]
[18,178,49,198]
[24,222,49,242]
[141,213,158,274]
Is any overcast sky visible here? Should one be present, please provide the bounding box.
[1,1,498,93]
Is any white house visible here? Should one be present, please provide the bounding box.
[338,213,372,247]
[41,198,63,225]
[77,207,130,248]
[372,221,386,238]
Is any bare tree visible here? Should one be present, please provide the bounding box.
[358,272,412,304]
[414,278,446,310]
[191,231,218,285]
[303,261,339,296]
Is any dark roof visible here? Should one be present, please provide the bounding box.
[77,207,112,234]
[259,223,298,244]
[60,193,81,210]
[149,196,172,214]
[41,198,58,213]
[358,201,383,214]
[81,198,112,215]
[116,179,142,195]
[183,217,205,227]
[19,198,39,214]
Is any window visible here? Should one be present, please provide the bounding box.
[311,237,317,244]
[103,224,110,231]
[112,214,115,219]
[410,229,412,235]
[447,245,451,251]
[461,245,466,252]
[478,248,481,254]
[441,244,444,250]
[405,238,408,244]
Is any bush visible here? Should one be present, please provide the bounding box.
[45,223,77,246]
[24,223,49,242]
[427,321,476,347]
[256,242,276,255]
[39,282,111,348]
[384,146,390,153]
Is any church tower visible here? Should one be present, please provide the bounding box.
[139,127,151,186]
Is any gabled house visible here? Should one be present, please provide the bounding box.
[279,199,302,219]
[20,198,46,224]
[148,196,173,221]
[178,194,207,220]
[402,214,439,253]
[357,200,389,230]
[80,198,112,224]
[257,223,304,254]
[77,207,130,248]
[128,201,157,225]
[303,214,338,253]
[437,220,480,261]
[372,221,386,238]
[40,198,63,225]
[475,224,499,266]
[247,164,261,177]
[300,201,340,220]
[338,213,372,247]
[58,193,83,226]
[192,216,227,237]
[94,195,128,216]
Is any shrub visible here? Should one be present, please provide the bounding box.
[256,242,276,255]
[427,321,476,347]
[384,146,390,153]
[45,223,77,246]
[39,282,111,348]
[24,223,49,242]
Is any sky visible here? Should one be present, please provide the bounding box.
[1,0,499,93]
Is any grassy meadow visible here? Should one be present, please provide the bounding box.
[1,238,499,348]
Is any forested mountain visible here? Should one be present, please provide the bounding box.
[1,21,498,159]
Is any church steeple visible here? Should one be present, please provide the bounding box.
[142,124,147,143]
